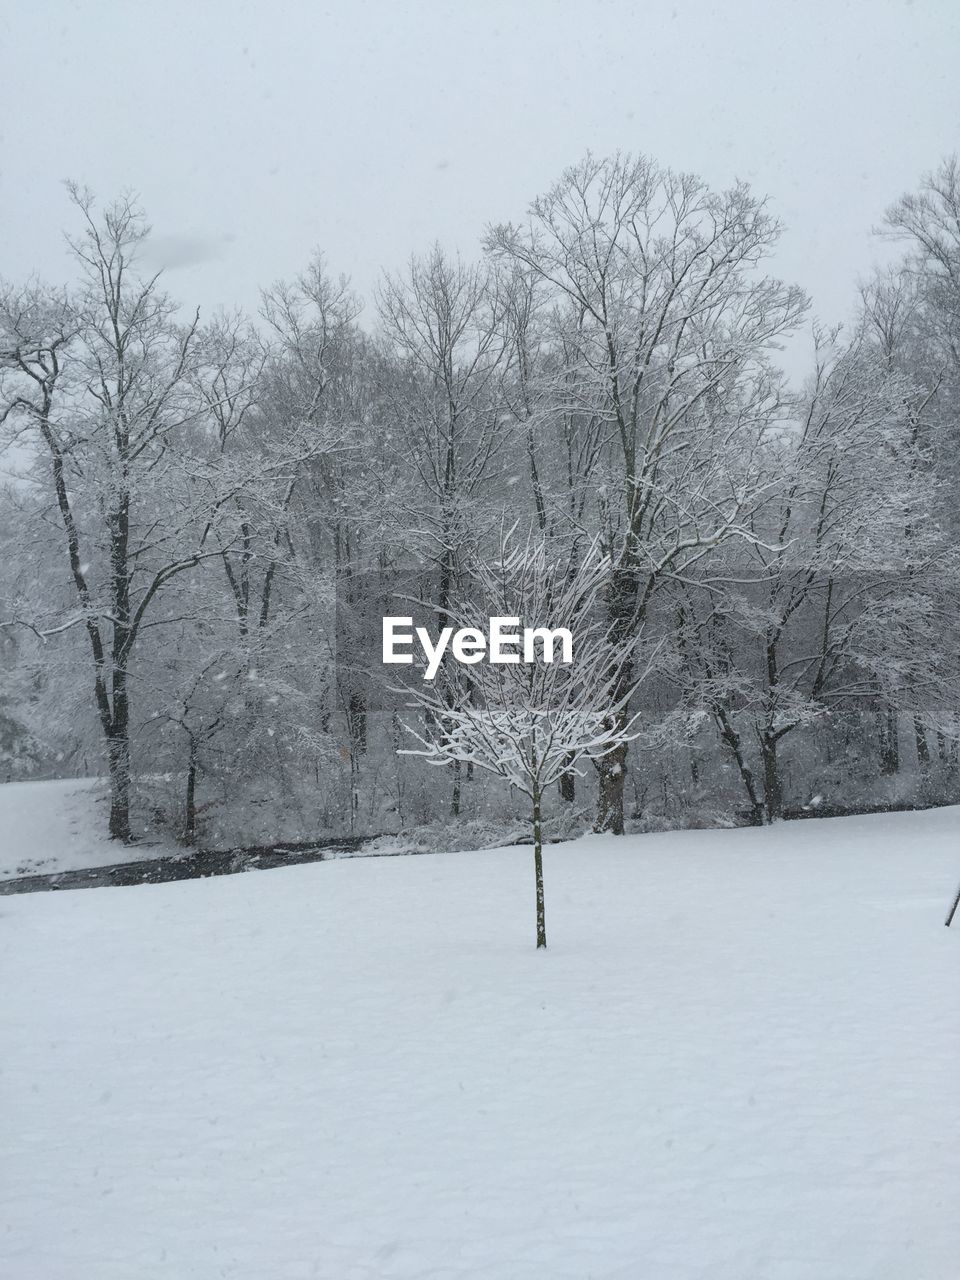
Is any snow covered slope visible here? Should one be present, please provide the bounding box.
[0,778,174,879]
[3,808,960,1279]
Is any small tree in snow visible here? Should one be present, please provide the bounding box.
[399,533,656,949]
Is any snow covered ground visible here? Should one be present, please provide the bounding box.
[3,807,960,1279]
[0,778,177,880]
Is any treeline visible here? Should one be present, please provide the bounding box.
[1,154,958,845]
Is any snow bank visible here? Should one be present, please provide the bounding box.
[0,779,175,880]
[3,808,960,1278]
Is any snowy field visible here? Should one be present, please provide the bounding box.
[3,807,960,1279]
[0,779,176,880]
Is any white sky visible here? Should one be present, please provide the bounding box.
[3,0,959,365]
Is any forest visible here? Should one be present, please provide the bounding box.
[2,152,959,850]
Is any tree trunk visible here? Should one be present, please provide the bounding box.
[761,732,783,823]
[595,738,627,834]
[915,716,930,772]
[451,757,461,818]
[595,563,639,833]
[714,705,764,825]
[107,738,131,840]
[347,690,367,755]
[107,672,131,841]
[107,488,133,842]
[532,783,546,949]
[558,755,576,803]
[184,739,198,845]
[878,703,900,775]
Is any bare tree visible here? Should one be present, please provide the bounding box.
[0,188,223,839]
[399,533,657,948]
[488,152,807,831]
[884,155,960,371]
[674,331,934,820]
[378,246,509,814]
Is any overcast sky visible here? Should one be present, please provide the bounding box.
[4,0,959,359]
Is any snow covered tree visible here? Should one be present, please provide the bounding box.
[487,152,807,832]
[668,328,934,820]
[377,246,510,815]
[0,189,231,838]
[874,160,960,785]
[399,533,657,947]
[883,155,960,375]
[4,153,959,847]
